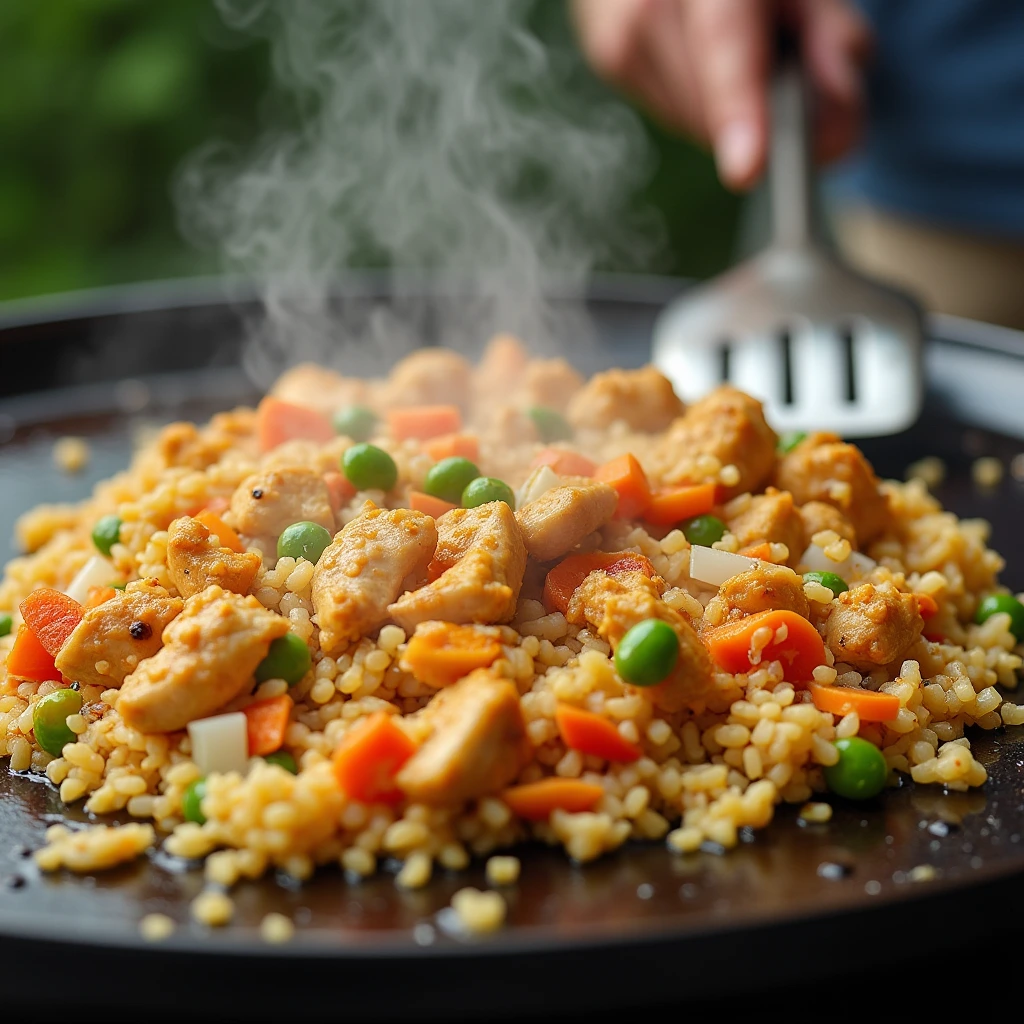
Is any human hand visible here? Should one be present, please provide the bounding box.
[572,0,872,190]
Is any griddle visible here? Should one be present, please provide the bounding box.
[0,275,1022,1023]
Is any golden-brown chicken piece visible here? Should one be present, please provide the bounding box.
[54,579,183,689]
[654,386,777,499]
[515,478,618,561]
[567,365,684,433]
[715,564,810,620]
[154,422,232,472]
[471,334,529,415]
[725,489,805,565]
[389,502,526,631]
[270,363,374,419]
[799,501,858,547]
[230,467,334,539]
[824,582,923,670]
[518,358,584,413]
[117,586,289,733]
[776,434,892,545]
[166,516,261,599]
[312,503,437,655]
[395,669,531,804]
[382,348,473,411]
[567,570,714,712]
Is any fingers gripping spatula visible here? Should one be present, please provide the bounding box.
[651,35,924,437]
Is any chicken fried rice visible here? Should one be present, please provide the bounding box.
[1,335,1022,932]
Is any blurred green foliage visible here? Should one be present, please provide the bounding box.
[0,0,740,303]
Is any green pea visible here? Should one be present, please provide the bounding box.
[527,406,572,443]
[778,431,807,454]
[32,688,84,757]
[277,521,332,564]
[111,581,127,590]
[0,613,11,638]
[424,457,480,505]
[461,477,516,511]
[823,737,888,800]
[91,514,122,556]
[333,405,377,442]
[182,778,207,825]
[975,593,1024,642]
[682,514,726,547]
[803,571,849,597]
[614,619,679,687]
[342,443,398,492]
[264,751,298,774]
[255,633,312,686]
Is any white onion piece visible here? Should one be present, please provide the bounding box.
[516,465,560,509]
[188,712,249,776]
[798,544,876,582]
[689,545,757,587]
[64,553,117,605]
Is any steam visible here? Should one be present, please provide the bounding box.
[177,0,661,387]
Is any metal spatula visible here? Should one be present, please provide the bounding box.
[651,36,924,437]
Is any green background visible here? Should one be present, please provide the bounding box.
[0,0,742,304]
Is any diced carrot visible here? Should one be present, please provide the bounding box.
[502,778,605,821]
[324,471,356,513]
[19,588,84,657]
[84,586,118,609]
[408,491,457,519]
[423,433,480,463]
[809,684,900,722]
[529,447,597,478]
[244,694,294,757]
[644,483,717,527]
[739,542,774,561]
[554,704,641,763]
[202,496,231,517]
[5,625,59,682]
[387,405,462,441]
[256,396,334,453]
[924,633,946,644]
[542,551,657,614]
[402,623,503,687]
[332,711,417,805]
[593,454,651,519]
[917,594,939,619]
[194,510,246,554]
[703,609,826,684]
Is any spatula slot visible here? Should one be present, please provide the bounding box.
[718,340,731,383]
[840,323,856,402]
[780,329,794,405]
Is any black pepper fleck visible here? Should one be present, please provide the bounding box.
[69,681,80,691]
[252,488,264,499]
[129,621,152,640]
[4,875,25,890]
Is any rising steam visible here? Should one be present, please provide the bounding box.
[176,0,661,386]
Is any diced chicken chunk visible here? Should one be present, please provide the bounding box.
[312,503,437,654]
[799,500,858,547]
[715,564,810,620]
[725,489,805,565]
[54,580,183,689]
[382,348,473,411]
[270,363,374,418]
[118,586,289,733]
[388,502,526,631]
[567,570,714,712]
[824,582,923,670]
[567,365,683,433]
[515,478,617,561]
[154,422,232,472]
[654,386,777,498]
[518,358,584,413]
[395,669,531,804]
[230,467,334,539]
[166,516,261,599]
[776,434,891,545]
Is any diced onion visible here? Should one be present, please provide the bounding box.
[64,554,117,604]
[799,544,876,582]
[689,545,756,587]
[188,712,249,776]
[516,465,560,509]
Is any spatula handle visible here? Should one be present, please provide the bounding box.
[770,24,815,248]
